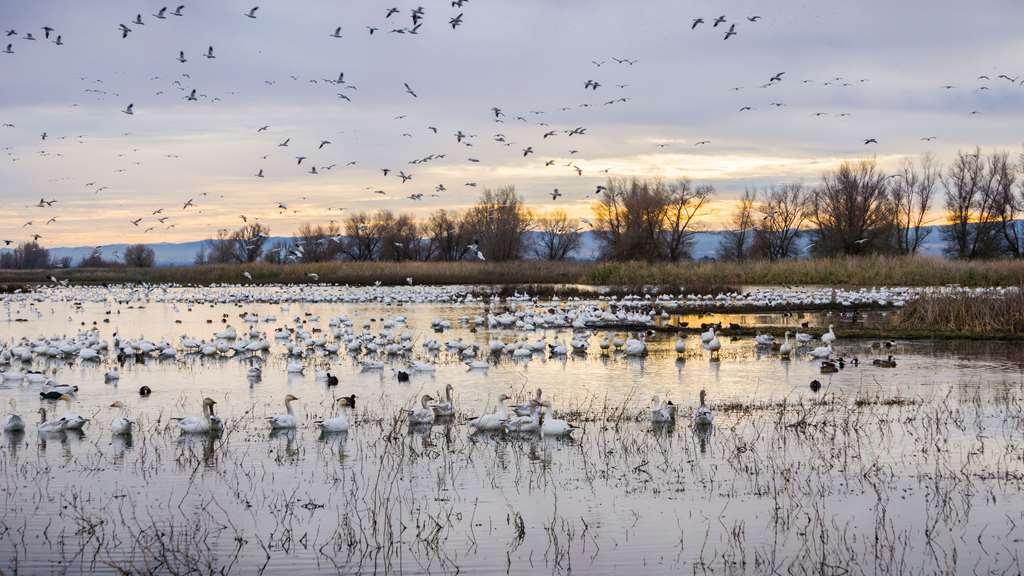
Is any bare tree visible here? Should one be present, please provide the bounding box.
[594,178,713,261]
[533,209,582,260]
[890,155,938,255]
[342,212,382,261]
[463,186,532,261]
[123,244,156,267]
[379,212,428,261]
[0,242,53,269]
[424,209,467,261]
[296,222,343,262]
[197,223,270,264]
[717,189,756,261]
[753,183,810,260]
[663,180,713,261]
[810,159,895,255]
[943,148,1004,259]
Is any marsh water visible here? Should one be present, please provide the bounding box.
[1,288,1023,574]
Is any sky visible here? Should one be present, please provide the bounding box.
[2,0,1023,248]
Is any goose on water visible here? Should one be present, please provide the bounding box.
[316,395,356,432]
[173,397,223,434]
[779,331,793,359]
[408,394,436,424]
[37,407,66,433]
[821,325,837,345]
[267,394,300,429]
[505,404,541,433]
[3,401,24,432]
[650,396,677,423]
[540,401,578,436]
[431,384,455,417]
[109,401,133,435]
[694,389,714,426]
[467,393,510,432]
[513,388,543,417]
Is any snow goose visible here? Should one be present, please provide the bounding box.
[173,398,223,434]
[694,390,713,426]
[650,396,677,423]
[267,394,300,429]
[317,395,355,432]
[467,393,510,432]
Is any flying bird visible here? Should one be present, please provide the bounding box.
[244,6,259,18]
[403,82,418,98]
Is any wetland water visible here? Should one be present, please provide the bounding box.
[1,286,1023,574]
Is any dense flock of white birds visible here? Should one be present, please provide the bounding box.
[0,283,1017,440]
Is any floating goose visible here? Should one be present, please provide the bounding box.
[505,404,541,433]
[267,394,299,429]
[431,384,455,417]
[57,397,88,430]
[650,396,677,423]
[809,344,833,359]
[37,407,66,433]
[316,396,355,432]
[513,388,543,417]
[540,402,578,436]
[779,331,793,359]
[821,325,837,345]
[3,400,24,432]
[467,393,510,432]
[109,401,133,435]
[408,394,436,424]
[173,397,223,434]
[674,336,686,355]
[700,327,716,343]
[694,390,713,426]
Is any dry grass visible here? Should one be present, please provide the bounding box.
[891,286,1024,335]
[2,255,1023,289]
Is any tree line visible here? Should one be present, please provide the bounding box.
[0,243,154,270]
[3,147,1022,269]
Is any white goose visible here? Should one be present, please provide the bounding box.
[316,395,355,432]
[408,394,436,424]
[809,344,833,359]
[467,393,510,432]
[779,331,793,359]
[694,389,714,426]
[700,327,716,344]
[821,325,837,346]
[705,332,722,359]
[174,398,223,434]
[3,400,24,432]
[58,397,88,430]
[513,388,543,417]
[109,401,133,435]
[37,407,66,433]
[505,404,541,433]
[540,402,578,436]
[431,384,455,417]
[267,394,300,429]
[674,336,686,355]
[650,396,677,423]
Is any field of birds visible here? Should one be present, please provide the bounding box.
[1,285,1023,574]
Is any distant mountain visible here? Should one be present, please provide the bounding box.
[32,227,952,267]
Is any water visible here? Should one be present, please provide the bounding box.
[1,289,1023,574]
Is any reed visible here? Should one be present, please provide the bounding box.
[891,286,1024,335]
[2,255,1023,289]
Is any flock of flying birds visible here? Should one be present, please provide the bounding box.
[2,3,1021,254]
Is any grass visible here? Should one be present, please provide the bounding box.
[891,286,1024,336]
[2,256,1024,289]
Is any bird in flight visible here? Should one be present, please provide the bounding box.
[122,103,134,115]
[245,6,259,19]
[404,83,418,98]
[691,18,704,29]
[864,138,878,145]
[724,24,737,40]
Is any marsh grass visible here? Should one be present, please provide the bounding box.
[892,285,1024,335]
[5,384,1022,575]
[3,256,1024,289]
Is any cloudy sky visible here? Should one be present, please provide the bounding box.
[2,0,1023,247]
